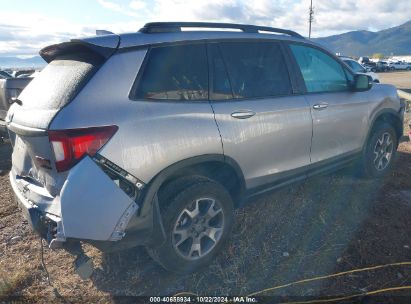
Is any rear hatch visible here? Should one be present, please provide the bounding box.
[8,51,104,130]
[7,38,118,198]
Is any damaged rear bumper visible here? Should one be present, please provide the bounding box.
[10,172,64,243]
[10,156,164,251]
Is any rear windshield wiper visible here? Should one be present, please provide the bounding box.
[10,97,23,106]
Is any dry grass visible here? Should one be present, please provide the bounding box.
[378,71,411,91]
[0,131,410,301]
[0,268,32,297]
[0,112,410,301]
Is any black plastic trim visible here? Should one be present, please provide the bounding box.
[138,154,245,215]
[365,108,404,149]
[101,154,246,249]
[244,150,361,200]
[90,150,364,251]
[39,41,117,63]
[139,22,305,39]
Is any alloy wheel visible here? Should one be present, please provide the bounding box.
[373,132,394,171]
[172,198,224,260]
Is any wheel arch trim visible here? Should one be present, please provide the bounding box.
[366,108,403,148]
[139,154,245,218]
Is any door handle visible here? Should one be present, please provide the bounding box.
[313,103,329,110]
[231,110,256,119]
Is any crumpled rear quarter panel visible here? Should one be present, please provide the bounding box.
[60,156,135,241]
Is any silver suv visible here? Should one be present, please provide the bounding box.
[6,22,404,274]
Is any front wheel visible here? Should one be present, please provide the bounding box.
[147,178,234,273]
[360,123,398,178]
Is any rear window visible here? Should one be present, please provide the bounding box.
[131,43,208,101]
[18,52,103,110]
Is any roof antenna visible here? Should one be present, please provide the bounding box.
[96,30,115,36]
[308,0,314,38]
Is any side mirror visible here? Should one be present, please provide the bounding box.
[353,74,373,91]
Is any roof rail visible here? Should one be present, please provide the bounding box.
[138,22,304,39]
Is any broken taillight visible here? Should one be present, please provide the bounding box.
[48,126,118,172]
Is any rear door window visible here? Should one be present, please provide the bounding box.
[290,44,349,93]
[132,43,208,101]
[208,44,233,100]
[217,41,292,99]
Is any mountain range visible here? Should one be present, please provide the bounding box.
[1,20,411,69]
[0,56,46,70]
[314,20,411,57]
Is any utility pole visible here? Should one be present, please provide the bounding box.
[308,0,314,38]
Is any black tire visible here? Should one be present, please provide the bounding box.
[147,177,234,273]
[359,122,398,178]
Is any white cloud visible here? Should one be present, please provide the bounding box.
[0,10,143,56]
[1,0,411,56]
[114,0,411,37]
[0,12,92,56]
[295,0,411,36]
[97,0,141,17]
[129,0,146,10]
[97,0,123,12]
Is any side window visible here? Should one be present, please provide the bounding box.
[290,44,349,93]
[345,60,365,73]
[344,60,356,70]
[209,44,233,100]
[218,42,292,99]
[132,44,208,101]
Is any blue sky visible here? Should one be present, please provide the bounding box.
[1,0,410,57]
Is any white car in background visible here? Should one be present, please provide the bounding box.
[389,61,411,70]
[341,57,380,83]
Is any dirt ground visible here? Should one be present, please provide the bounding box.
[378,71,411,92]
[0,72,410,303]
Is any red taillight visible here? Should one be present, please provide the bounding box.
[48,126,118,172]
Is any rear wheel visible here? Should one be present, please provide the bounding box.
[147,177,234,273]
[359,123,397,178]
